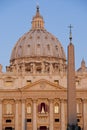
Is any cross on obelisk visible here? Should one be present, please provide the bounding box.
[68,24,73,42]
[67,25,81,130]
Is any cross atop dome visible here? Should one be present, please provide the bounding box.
[36,5,39,13]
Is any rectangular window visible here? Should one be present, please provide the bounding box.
[54,80,59,85]
[77,119,80,122]
[55,119,59,122]
[27,119,32,122]
[26,80,31,85]
[27,80,31,82]
[6,119,12,123]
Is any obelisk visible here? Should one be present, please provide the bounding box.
[67,25,81,130]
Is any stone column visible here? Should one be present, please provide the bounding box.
[49,99,54,130]
[0,100,2,130]
[22,99,26,130]
[33,100,37,130]
[15,100,19,130]
[83,100,87,130]
[61,99,66,130]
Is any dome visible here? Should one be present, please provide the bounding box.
[7,6,66,74]
[11,30,65,61]
[10,6,66,62]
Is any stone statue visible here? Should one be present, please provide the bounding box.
[0,64,2,72]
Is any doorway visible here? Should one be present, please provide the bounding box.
[40,126,47,130]
[5,127,13,130]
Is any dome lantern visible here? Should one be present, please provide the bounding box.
[32,6,44,30]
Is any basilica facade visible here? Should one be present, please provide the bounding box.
[0,6,87,130]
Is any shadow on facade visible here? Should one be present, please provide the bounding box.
[4,127,14,130]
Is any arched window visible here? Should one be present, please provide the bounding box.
[38,102,49,113]
[41,103,45,113]
[27,104,31,114]
[54,103,59,113]
[6,104,12,114]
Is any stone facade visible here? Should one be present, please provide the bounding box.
[0,6,87,130]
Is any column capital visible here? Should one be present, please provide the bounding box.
[32,99,37,103]
[82,99,87,103]
[15,99,21,104]
[49,99,54,103]
[21,99,26,103]
[60,99,66,103]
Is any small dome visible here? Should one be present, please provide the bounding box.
[10,6,66,62]
[77,59,87,73]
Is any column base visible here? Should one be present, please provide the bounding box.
[67,124,81,130]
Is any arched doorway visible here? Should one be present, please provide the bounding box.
[40,126,47,130]
[5,127,13,130]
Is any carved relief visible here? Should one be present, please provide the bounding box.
[7,59,66,74]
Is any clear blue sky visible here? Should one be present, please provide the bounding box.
[0,0,87,71]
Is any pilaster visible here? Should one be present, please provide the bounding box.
[83,99,87,130]
[49,99,54,130]
[0,99,2,130]
[15,99,20,130]
[33,99,37,130]
[60,99,66,130]
[22,99,26,130]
